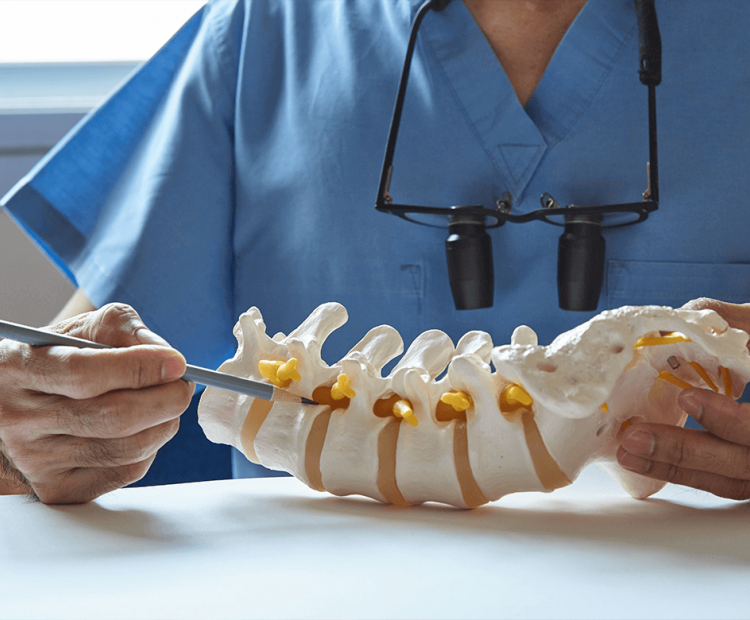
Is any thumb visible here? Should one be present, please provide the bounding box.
[133,326,171,347]
[58,303,171,349]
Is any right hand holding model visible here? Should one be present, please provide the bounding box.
[0,304,195,503]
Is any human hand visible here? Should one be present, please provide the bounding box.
[617,298,750,500]
[0,303,194,503]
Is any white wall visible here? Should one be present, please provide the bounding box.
[0,112,81,326]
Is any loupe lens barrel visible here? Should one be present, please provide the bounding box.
[446,220,494,310]
[557,220,605,311]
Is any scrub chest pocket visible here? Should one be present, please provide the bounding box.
[607,261,750,308]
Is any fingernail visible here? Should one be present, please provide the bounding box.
[617,416,644,439]
[679,392,703,421]
[622,429,655,457]
[136,327,170,347]
[162,351,186,381]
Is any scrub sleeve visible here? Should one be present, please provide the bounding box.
[1,2,248,484]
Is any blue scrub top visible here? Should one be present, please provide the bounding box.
[3,0,750,483]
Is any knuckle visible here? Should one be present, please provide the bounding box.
[675,436,693,466]
[0,340,39,387]
[98,303,140,330]
[64,404,99,437]
[64,303,143,349]
[132,357,154,389]
[78,438,124,468]
[118,352,164,391]
[661,462,682,484]
[57,352,96,398]
[102,392,140,437]
[116,433,153,465]
[96,303,145,345]
[35,348,109,401]
[50,395,118,439]
[660,431,694,468]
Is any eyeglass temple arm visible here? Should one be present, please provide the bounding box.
[636,0,661,204]
[377,0,662,210]
[375,0,449,211]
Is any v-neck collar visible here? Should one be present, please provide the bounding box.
[417,0,638,201]
[528,0,638,144]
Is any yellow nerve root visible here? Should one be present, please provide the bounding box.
[689,362,718,392]
[440,391,473,412]
[499,384,534,413]
[721,366,733,397]
[330,373,356,400]
[657,371,693,391]
[392,399,418,427]
[634,333,691,348]
[258,358,301,388]
[498,383,534,419]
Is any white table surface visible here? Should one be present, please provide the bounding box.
[1,465,749,620]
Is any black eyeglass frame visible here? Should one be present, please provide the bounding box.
[374,0,661,231]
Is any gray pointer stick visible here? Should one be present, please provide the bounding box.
[0,319,317,405]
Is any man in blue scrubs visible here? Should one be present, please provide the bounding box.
[1,0,750,503]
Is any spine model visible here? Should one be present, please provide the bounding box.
[198,303,750,508]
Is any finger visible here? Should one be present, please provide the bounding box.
[53,302,171,348]
[678,388,750,445]
[18,418,180,478]
[681,298,750,344]
[616,446,750,500]
[7,342,186,398]
[25,379,194,438]
[33,453,158,504]
[620,421,750,481]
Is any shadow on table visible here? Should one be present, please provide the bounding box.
[265,489,750,565]
[0,500,191,561]
[5,477,749,566]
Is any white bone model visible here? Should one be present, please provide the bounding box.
[198,303,750,508]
